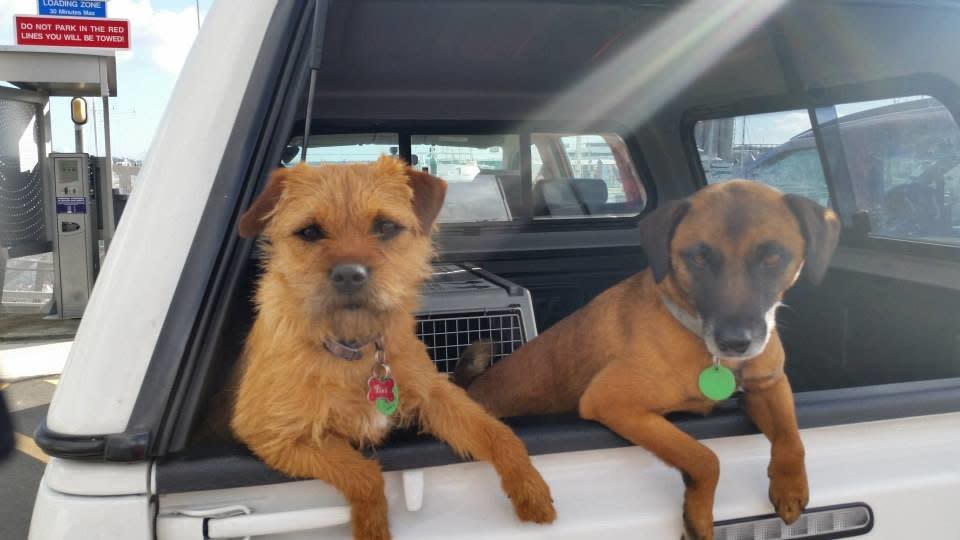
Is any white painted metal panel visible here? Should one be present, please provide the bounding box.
[45,457,149,497]
[46,0,279,435]
[156,413,960,539]
[28,479,152,540]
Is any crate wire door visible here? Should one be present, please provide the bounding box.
[416,308,526,373]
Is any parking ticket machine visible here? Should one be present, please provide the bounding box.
[49,153,99,319]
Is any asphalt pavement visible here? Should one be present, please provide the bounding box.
[1,378,56,540]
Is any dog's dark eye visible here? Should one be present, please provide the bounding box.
[295,224,324,242]
[689,245,711,268]
[373,218,403,240]
[755,242,789,271]
[762,253,781,268]
[684,243,718,272]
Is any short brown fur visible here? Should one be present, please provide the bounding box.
[231,157,555,540]
[460,180,840,540]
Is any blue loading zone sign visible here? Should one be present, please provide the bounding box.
[38,0,107,18]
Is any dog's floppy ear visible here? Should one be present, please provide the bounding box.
[238,167,291,238]
[784,194,841,285]
[638,199,691,283]
[406,168,448,234]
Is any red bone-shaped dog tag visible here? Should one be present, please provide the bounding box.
[367,377,395,402]
[367,376,400,416]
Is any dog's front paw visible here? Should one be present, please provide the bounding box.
[681,506,713,540]
[504,467,557,524]
[768,464,809,524]
[680,481,715,540]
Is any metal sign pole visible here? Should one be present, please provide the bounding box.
[74,125,84,153]
[99,57,115,249]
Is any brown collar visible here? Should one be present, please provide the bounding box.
[323,335,382,361]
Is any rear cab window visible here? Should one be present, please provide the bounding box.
[412,134,520,223]
[286,133,399,164]
[532,134,645,218]
[289,131,648,225]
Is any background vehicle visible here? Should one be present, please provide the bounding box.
[705,98,960,240]
[30,1,960,539]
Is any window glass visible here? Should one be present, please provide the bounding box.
[411,134,518,182]
[411,134,519,224]
[531,133,646,218]
[531,143,545,181]
[831,96,960,243]
[284,132,647,224]
[695,110,831,207]
[286,133,399,165]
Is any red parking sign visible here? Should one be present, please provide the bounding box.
[14,15,130,49]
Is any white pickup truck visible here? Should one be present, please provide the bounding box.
[29,1,960,538]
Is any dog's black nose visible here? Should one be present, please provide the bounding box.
[330,264,369,293]
[714,326,752,355]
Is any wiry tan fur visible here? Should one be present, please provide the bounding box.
[231,157,555,540]
[458,180,840,540]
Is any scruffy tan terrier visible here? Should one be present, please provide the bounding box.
[230,156,556,540]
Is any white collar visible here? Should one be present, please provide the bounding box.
[659,293,704,338]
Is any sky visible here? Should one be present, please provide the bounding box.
[0,0,212,160]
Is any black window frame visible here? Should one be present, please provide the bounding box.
[681,73,960,263]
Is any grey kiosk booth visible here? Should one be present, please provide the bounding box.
[0,46,118,321]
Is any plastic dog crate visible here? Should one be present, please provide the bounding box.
[417,264,537,374]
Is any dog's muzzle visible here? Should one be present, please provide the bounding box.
[661,293,773,361]
[704,313,773,361]
[712,323,757,356]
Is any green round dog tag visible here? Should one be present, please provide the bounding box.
[375,385,400,416]
[698,364,736,401]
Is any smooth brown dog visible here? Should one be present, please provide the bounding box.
[231,157,556,540]
[456,180,840,540]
